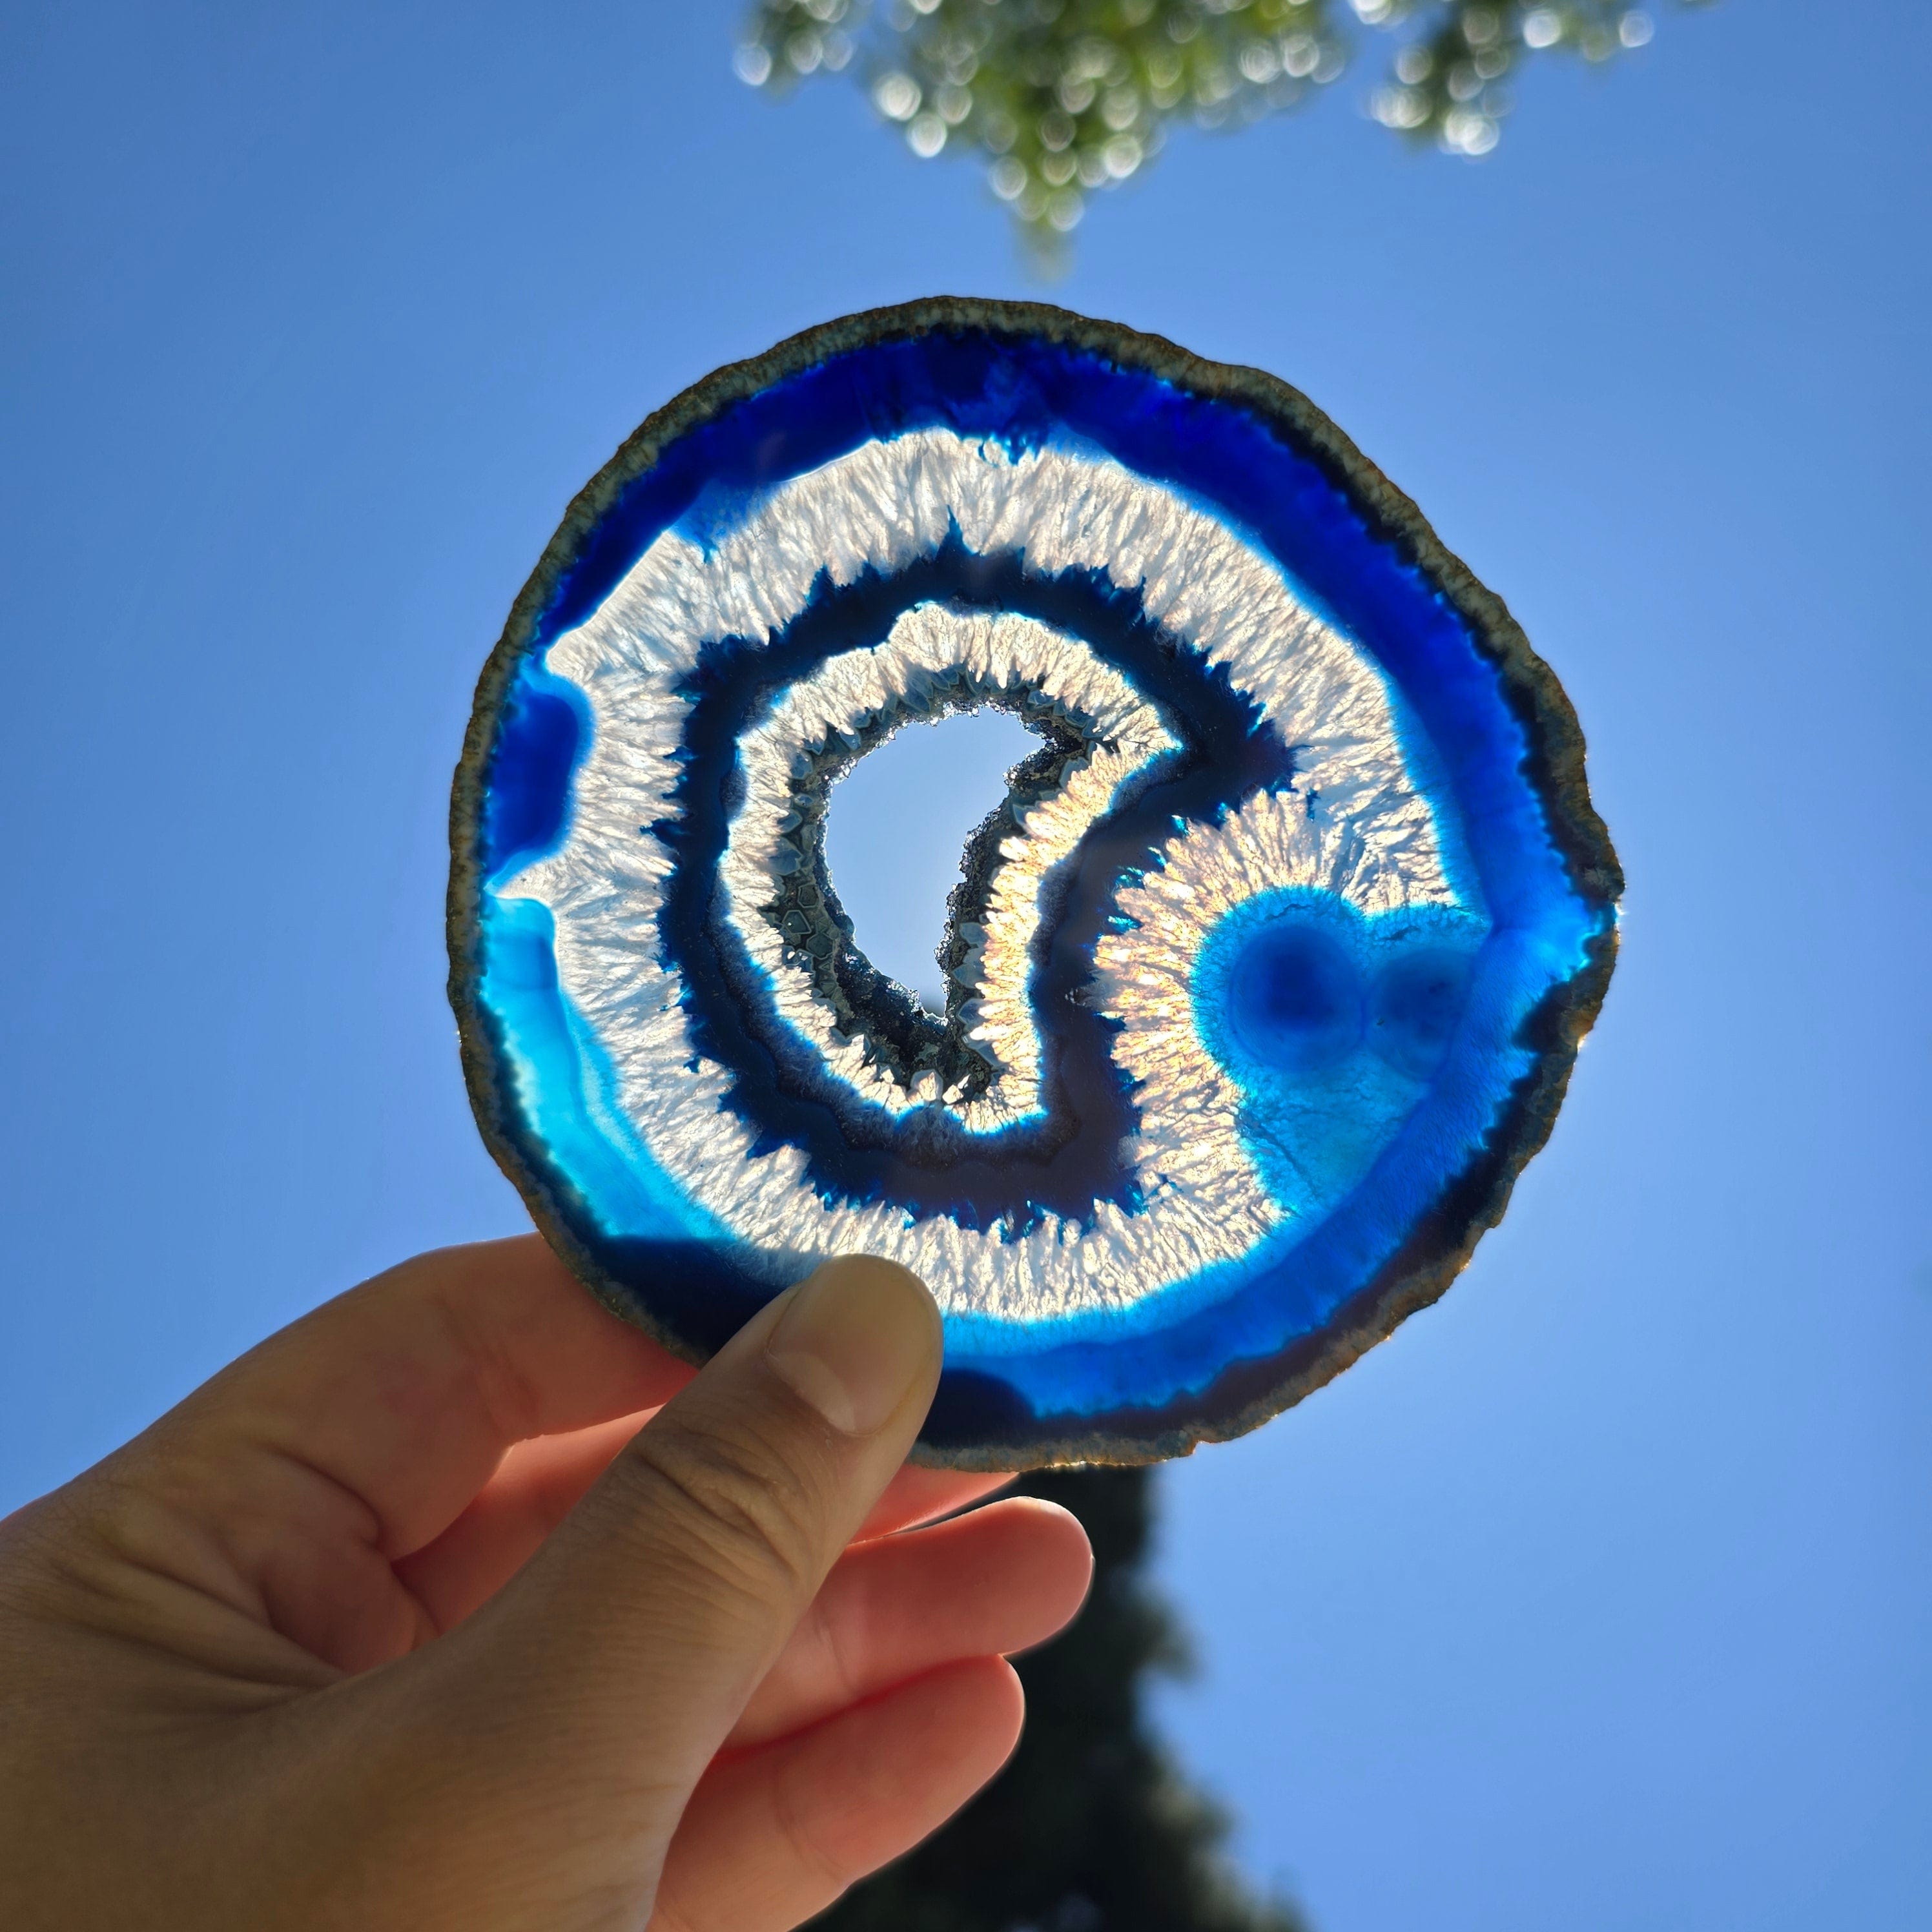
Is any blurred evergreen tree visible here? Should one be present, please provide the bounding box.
[814,1466,1308,1932]
[734,0,1714,262]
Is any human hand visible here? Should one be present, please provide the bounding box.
[0,1238,1092,1930]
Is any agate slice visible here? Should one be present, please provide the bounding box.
[448,298,1621,1467]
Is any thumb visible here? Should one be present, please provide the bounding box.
[346,1256,943,1924]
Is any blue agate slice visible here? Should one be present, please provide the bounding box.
[449,298,1621,1467]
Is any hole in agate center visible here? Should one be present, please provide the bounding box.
[822,708,1038,1011]
[1227,918,1365,1073]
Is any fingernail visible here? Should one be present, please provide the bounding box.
[765,1257,941,1437]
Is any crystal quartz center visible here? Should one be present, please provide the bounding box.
[448,299,1621,1467]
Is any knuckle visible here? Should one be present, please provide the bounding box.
[424,1277,548,1444]
[622,1420,825,1611]
[773,1753,856,1898]
[1,1477,157,1621]
[799,1578,867,1711]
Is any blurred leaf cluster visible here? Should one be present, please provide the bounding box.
[735,0,1709,259]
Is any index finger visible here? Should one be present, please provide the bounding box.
[151,1236,693,1559]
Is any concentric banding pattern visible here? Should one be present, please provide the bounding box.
[452,303,1619,1465]
[720,604,1182,1136]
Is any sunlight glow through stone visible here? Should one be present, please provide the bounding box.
[449,300,1621,1466]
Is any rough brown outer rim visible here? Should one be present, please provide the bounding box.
[447,294,1625,1473]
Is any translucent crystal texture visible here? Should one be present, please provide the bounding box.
[449,300,1621,1467]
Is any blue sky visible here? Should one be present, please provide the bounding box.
[3,5,1927,1929]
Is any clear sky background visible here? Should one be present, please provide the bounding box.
[3,5,1927,1929]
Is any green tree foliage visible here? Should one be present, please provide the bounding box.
[813,1466,1308,1932]
[735,0,1709,257]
